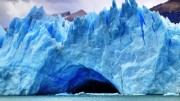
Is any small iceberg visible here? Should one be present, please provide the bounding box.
[164,93,179,96]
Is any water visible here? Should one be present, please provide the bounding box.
[0,95,180,101]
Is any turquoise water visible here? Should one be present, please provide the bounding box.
[0,95,180,101]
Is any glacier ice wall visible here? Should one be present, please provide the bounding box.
[0,0,180,95]
[0,25,5,48]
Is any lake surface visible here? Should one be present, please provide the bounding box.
[0,95,180,101]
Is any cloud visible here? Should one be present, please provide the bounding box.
[7,0,30,2]
[0,1,11,27]
[44,0,77,3]
[0,0,35,27]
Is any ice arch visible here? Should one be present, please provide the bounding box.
[36,65,119,95]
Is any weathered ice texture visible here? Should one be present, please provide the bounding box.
[0,25,5,47]
[0,0,180,95]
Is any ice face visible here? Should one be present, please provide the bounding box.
[0,0,180,95]
[0,25,5,48]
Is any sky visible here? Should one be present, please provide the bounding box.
[0,0,168,27]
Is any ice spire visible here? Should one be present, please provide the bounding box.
[26,6,46,20]
[112,0,117,8]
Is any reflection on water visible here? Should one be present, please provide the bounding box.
[0,95,180,101]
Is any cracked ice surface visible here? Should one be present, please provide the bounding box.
[0,0,180,95]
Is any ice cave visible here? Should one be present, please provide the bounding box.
[36,65,119,95]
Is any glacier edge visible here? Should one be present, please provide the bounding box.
[0,0,180,95]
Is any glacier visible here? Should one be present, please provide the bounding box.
[0,0,180,95]
[0,25,5,48]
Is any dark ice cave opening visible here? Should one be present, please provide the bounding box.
[68,79,120,94]
[36,65,120,95]
[66,65,120,94]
